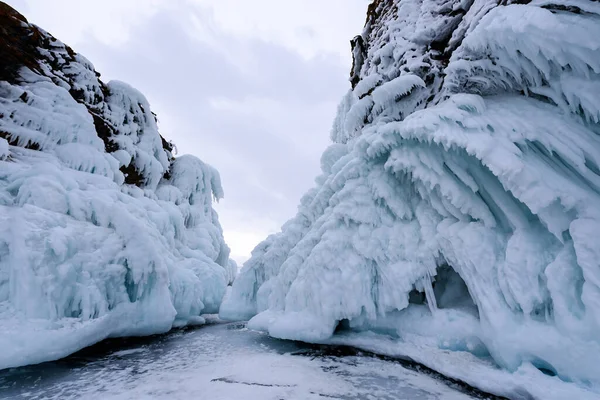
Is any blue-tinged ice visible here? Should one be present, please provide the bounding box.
[221,2,600,398]
[0,17,235,369]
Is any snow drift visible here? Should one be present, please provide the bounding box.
[0,3,235,369]
[221,0,600,397]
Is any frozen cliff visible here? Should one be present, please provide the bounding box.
[0,2,236,369]
[221,0,600,397]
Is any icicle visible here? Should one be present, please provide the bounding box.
[422,273,438,314]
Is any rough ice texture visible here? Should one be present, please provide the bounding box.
[221,0,600,397]
[0,2,234,369]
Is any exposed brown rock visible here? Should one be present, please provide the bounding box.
[0,2,44,83]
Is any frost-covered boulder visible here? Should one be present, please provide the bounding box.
[221,0,600,397]
[0,2,235,369]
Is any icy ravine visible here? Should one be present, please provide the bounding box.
[221,0,600,398]
[0,2,236,369]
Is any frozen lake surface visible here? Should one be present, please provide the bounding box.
[0,319,498,400]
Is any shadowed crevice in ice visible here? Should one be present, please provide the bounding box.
[211,377,296,388]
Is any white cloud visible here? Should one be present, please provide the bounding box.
[12,0,369,60]
[190,0,370,60]
[10,0,166,47]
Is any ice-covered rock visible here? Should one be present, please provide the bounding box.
[0,2,235,369]
[221,0,600,397]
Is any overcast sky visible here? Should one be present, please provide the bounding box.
[6,0,370,264]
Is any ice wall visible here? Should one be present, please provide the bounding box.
[221,0,600,396]
[0,2,234,368]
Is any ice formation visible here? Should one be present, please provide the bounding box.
[221,0,600,396]
[0,3,234,369]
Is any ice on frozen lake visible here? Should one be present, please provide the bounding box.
[0,5,234,369]
[221,1,600,397]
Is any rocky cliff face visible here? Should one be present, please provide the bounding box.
[0,2,236,369]
[222,0,600,398]
[0,2,174,185]
[338,0,599,144]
